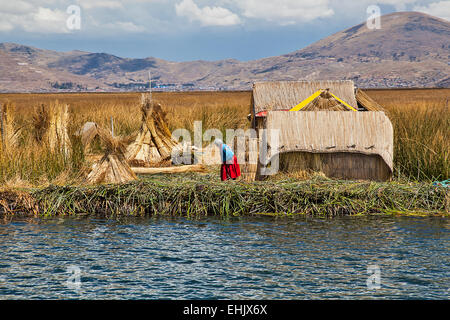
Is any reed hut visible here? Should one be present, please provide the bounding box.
[249,81,393,181]
[126,93,178,166]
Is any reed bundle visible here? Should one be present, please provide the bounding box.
[0,101,19,152]
[126,93,178,166]
[32,101,71,157]
[84,126,137,185]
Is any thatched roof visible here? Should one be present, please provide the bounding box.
[301,89,356,111]
[262,111,393,174]
[252,80,358,115]
[355,89,385,111]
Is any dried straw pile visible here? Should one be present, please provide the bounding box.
[33,101,71,157]
[126,93,178,166]
[84,127,137,185]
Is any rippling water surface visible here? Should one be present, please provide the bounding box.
[0,215,448,299]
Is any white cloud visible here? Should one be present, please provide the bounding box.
[27,7,69,33]
[234,0,334,25]
[376,0,417,11]
[175,0,241,26]
[102,21,146,32]
[0,20,14,32]
[77,0,123,9]
[0,6,69,34]
[0,0,151,34]
[116,21,145,32]
[0,0,35,14]
[0,0,447,36]
[414,1,450,21]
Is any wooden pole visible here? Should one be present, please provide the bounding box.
[148,71,152,101]
[131,164,206,175]
[111,116,114,137]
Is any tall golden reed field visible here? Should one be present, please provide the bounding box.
[0,89,448,186]
[368,89,449,181]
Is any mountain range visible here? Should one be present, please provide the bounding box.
[0,11,449,92]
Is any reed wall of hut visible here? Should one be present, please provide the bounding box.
[261,111,393,181]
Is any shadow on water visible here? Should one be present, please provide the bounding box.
[0,215,449,299]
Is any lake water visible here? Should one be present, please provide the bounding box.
[0,215,448,299]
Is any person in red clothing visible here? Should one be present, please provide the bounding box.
[214,139,241,181]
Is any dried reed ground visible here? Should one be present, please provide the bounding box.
[0,91,251,186]
[0,89,447,186]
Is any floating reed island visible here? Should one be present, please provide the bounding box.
[0,172,448,218]
[0,88,448,218]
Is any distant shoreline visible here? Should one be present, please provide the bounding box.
[1,87,450,95]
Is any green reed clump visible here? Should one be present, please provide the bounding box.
[0,128,86,186]
[21,176,447,217]
[0,145,75,186]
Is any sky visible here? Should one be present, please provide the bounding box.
[0,0,449,61]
